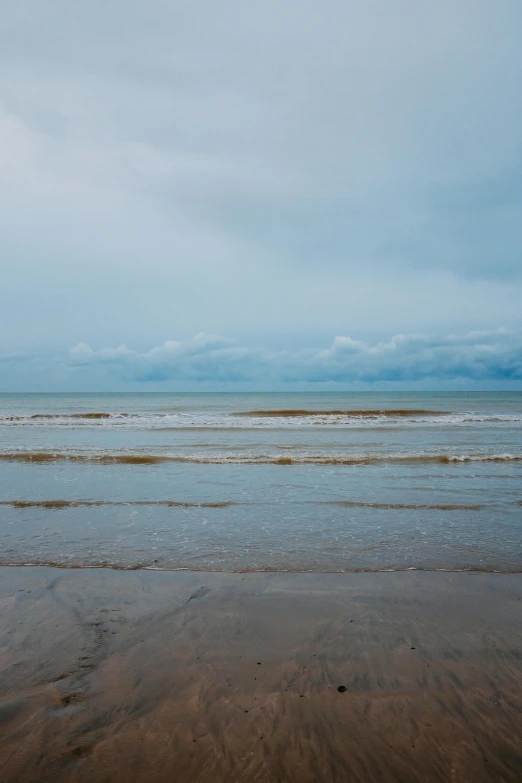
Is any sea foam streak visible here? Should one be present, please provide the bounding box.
[324,501,485,510]
[0,561,519,574]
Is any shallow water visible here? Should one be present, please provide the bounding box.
[0,392,521,571]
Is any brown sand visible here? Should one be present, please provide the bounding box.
[1,568,522,782]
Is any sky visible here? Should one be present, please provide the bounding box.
[1,0,521,390]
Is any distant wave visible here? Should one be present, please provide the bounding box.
[235,408,447,417]
[0,412,132,422]
[0,451,521,466]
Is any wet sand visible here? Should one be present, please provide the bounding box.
[1,568,522,782]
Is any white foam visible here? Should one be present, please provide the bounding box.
[0,411,521,429]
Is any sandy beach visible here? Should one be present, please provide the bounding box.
[1,567,522,782]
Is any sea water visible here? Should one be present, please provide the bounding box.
[0,392,520,572]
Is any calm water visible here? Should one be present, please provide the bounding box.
[0,392,521,572]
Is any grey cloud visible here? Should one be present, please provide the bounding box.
[2,2,522,276]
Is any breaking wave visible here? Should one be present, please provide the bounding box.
[0,451,521,466]
[1,411,520,429]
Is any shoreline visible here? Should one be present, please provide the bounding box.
[1,562,521,573]
[2,567,522,781]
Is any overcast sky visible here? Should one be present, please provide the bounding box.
[1,1,521,390]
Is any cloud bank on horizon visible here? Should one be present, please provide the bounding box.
[67,330,522,386]
[1,1,522,389]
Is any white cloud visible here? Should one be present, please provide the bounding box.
[69,330,522,384]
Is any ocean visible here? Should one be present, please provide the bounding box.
[0,391,521,572]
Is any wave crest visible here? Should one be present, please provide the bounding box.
[0,451,520,466]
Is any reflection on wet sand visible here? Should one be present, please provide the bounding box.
[1,568,522,782]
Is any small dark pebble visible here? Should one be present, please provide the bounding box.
[257,662,261,665]
[338,686,347,693]
[411,647,416,650]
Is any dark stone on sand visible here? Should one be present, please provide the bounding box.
[338,686,347,693]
